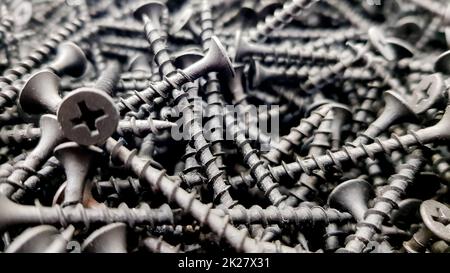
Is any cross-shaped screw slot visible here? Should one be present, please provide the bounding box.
[70,101,106,137]
[431,207,450,226]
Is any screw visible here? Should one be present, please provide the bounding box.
[263,104,330,165]
[328,179,374,223]
[142,236,182,253]
[54,142,102,208]
[117,36,235,114]
[0,115,64,198]
[5,225,75,253]
[249,0,320,42]
[403,200,450,253]
[82,223,127,253]
[341,149,426,253]
[0,18,85,109]
[11,156,61,202]
[105,138,303,253]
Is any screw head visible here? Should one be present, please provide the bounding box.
[368,27,396,62]
[19,71,62,115]
[420,200,450,243]
[411,74,445,114]
[12,1,33,27]
[169,6,193,35]
[133,1,165,21]
[393,16,423,42]
[57,88,119,146]
[391,198,422,229]
[384,37,415,60]
[434,50,450,75]
[5,225,60,253]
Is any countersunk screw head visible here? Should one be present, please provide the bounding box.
[12,1,33,27]
[5,225,62,253]
[133,1,166,21]
[434,50,450,75]
[368,27,396,62]
[58,88,119,146]
[19,71,62,115]
[420,200,450,243]
[81,223,127,253]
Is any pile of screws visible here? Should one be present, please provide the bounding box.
[0,0,449,254]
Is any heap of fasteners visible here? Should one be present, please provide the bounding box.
[0,0,449,253]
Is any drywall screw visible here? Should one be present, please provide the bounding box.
[11,156,61,202]
[263,104,330,165]
[224,108,287,207]
[116,118,176,137]
[199,0,229,173]
[430,240,450,253]
[54,142,102,208]
[214,204,351,226]
[125,53,153,80]
[0,124,41,145]
[402,200,450,253]
[284,110,334,206]
[408,0,450,25]
[267,102,450,183]
[19,69,119,146]
[0,18,85,109]
[5,225,75,253]
[327,0,378,31]
[82,223,127,253]
[0,119,175,145]
[249,0,320,42]
[431,152,450,184]
[93,172,206,201]
[349,90,417,146]
[341,149,426,253]
[235,35,349,64]
[135,14,236,208]
[105,138,303,253]
[0,115,64,198]
[249,61,375,88]
[0,195,176,230]
[142,236,182,253]
[328,179,374,223]
[133,1,171,76]
[0,153,27,178]
[352,86,380,133]
[0,106,21,125]
[117,36,234,114]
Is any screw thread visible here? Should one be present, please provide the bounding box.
[344,149,426,253]
[142,236,182,253]
[225,113,286,207]
[432,153,450,184]
[0,124,41,145]
[215,204,351,226]
[0,18,85,108]
[286,111,334,205]
[106,138,303,252]
[12,157,61,201]
[0,153,27,178]
[263,105,330,165]
[116,117,175,137]
[327,0,377,31]
[250,0,318,42]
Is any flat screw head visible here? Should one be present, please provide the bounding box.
[57,88,119,146]
[434,50,450,75]
[12,1,33,27]
[420,200,450,243]
[411,74,445,114]
[133,1,165,21]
